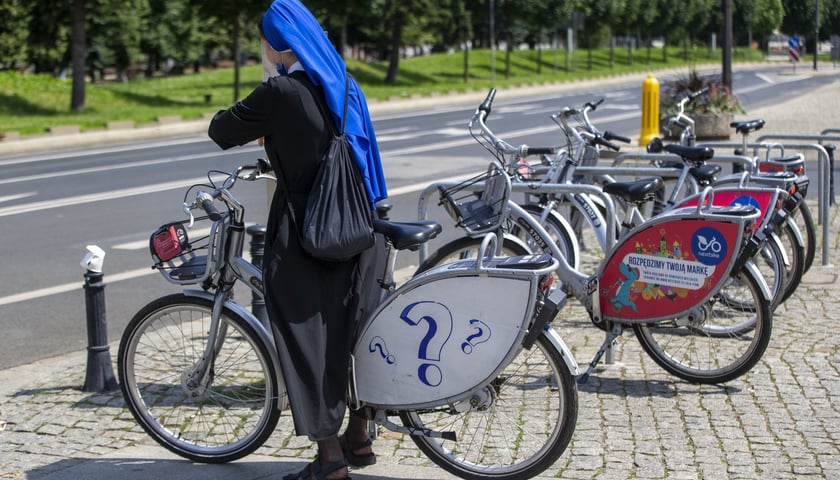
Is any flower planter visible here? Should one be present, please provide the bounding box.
[692,113,733,141]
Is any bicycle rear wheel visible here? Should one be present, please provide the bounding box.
[791,201,816,273]
[775,217,805,304]
[399,333,578,480]
[118,293,282,463]
[512,203,579,270]
[633,263,772,384]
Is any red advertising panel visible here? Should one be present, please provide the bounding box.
[598,218,741,322]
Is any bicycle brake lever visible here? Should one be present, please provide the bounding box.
[183,203,196,228]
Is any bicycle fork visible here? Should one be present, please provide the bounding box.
[182,287,231,398]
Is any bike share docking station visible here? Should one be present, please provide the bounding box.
[80,245,119,392]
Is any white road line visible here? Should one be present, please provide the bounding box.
[0,146,261,186]
[0,177,208,218]
[0,192,37,203]
[0,136,212,166]
[0,267,156,307]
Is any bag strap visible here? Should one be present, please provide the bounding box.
[275,74,351,234]
[306,74,349,137]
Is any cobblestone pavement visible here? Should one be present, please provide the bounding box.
[1,76,839,480]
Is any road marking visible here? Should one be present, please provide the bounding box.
[0,136,213,166]
[0,146,261,186]
[0,192,37,203]
[0,267,156,307]
[0,177,209,217]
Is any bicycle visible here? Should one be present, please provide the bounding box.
[118,160,580,480]
[518,97,792,310]
[421,89,774,385]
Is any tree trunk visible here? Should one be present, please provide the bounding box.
[339,13,348,59]
[70,0,86,112]
[463,42,469,83]
[233,11,241,103]
[385,10,404,84]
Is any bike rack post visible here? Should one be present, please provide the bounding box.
[246,225,268,329]
[80,246,119,393]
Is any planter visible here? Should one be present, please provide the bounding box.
[692,113,733,141]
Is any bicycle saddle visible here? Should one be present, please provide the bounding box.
[730,119,765,135]
[602,177,664,204]
[688,164,721,185]
[662,144,715,163]
[372,219,442,251]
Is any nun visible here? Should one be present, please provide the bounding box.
[208,1,386,478]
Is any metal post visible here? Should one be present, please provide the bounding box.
[246,225,268,329]
[80,246,118,393]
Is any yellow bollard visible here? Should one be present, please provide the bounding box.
[639,74,660,146]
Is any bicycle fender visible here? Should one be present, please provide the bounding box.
[741,260,772,303]
[542,326,580,376]
[182,289,286,409]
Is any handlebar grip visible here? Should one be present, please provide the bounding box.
[197,192,223,221]
[604,131,631,144]
[594,135,620,152]
[586,98,605,111]
[526,146,556,156]
[479,88,497,115]
[688,87,710,102]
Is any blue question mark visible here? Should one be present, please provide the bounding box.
[400,301,453,387]
[461,319,491,354]
[368,336,395,364]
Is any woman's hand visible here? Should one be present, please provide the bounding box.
[258,136,265,147]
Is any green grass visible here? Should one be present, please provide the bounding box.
[0,46,790,137]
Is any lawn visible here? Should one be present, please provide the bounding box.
[0,46,780,137]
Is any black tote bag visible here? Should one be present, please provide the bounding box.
[285,75,375,261]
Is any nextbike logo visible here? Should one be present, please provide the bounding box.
[730,195,760,210]
[691,226,728,266]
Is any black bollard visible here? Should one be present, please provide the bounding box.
[246,224,269,329]
[80,246,118,392]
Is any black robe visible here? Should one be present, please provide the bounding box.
[208,71,364,441]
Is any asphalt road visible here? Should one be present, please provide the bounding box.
[0,65,836,369]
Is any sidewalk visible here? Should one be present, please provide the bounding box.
[2,73,840,480]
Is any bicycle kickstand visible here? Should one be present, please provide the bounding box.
[577,323,623,384]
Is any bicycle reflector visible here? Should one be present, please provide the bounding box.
[150,222,190,263]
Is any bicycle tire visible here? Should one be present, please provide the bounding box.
[633,263,772,384]
[791,201,816,273]
[775,218,805,304]
[118,293,282,463]
[399,333,578,480]
[513,203,579,271]
[415,236,531,275]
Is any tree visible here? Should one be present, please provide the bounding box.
[70,0,86,111]
[0,0,31,70]
[734,0,783,47]
[824,0,840,36]
[191,0,264,101]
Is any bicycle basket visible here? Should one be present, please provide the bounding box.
[149,218,219,284]
[438,163,510,235]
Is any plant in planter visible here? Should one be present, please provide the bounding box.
[660,69,746,140]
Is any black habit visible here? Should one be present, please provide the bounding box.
[208,71,364,441]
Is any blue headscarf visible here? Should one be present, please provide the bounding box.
[261,0,387,205]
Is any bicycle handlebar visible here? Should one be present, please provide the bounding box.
[470,89,556,157]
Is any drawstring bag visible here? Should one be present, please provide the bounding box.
[283,75,375,261]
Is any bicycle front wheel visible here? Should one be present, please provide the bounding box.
[633,263,772,384]
[118,293,282,463]
[399,334,578,480]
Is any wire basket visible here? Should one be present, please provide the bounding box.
[438,163,511,235]
[148,217,221,285]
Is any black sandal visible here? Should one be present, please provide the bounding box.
[282,457,351,480]
[339,433,377,467]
